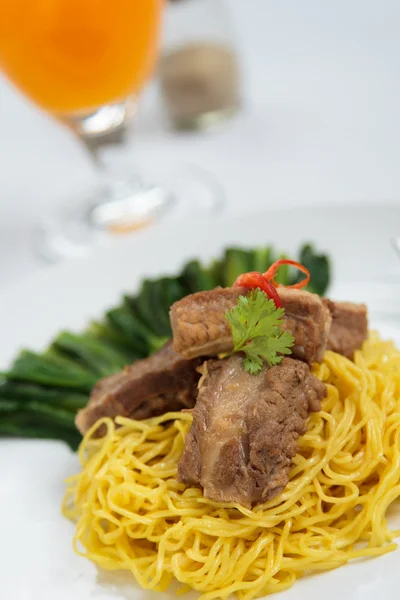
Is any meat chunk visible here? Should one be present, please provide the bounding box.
[170,287,332,364]
[281,288,331,363]
[178,355,326,507]
[76,342,201,435]
[324,299,368,358]
[171,287,243,359]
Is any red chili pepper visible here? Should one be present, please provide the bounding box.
[263,259,310,290]
[234,271,283,308]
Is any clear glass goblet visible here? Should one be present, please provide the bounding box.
[0,0,222,262]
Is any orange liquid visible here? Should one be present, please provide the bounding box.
[0,0,162,115]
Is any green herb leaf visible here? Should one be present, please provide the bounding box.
[225,289,294,374]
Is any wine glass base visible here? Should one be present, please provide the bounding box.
[33,165,224,264]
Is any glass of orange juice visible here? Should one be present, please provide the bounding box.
[0,0,221,260]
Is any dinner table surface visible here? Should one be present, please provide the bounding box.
[1,0,400,288]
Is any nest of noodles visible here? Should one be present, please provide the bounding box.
[63,333,400,600]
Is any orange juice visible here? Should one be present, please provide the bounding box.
[0,0,162,115]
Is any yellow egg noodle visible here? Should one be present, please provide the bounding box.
[63,334,400,600]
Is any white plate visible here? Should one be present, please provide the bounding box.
[1,202,400,600]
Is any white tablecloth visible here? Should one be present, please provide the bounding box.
[1,0,400,286]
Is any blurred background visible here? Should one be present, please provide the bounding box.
[1,0,400,286]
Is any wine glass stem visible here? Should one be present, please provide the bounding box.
[61,95,138,169]
[81,125,127,171]
[56,96,176,232]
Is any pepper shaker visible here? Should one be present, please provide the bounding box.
[160,0,241,130]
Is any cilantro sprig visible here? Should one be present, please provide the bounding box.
[225,289,294,374]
